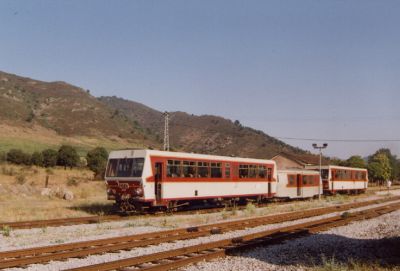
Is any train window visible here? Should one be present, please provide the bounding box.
[106,159,118,177]
[225,163,231,178]
[167,160,182,177]
[249,165,257,178]
[288,175,295,186]
[210,162,222,178]
[267,168,272,181]
[183,161,196,177]
[302,175,309,185]
[132,158,144,177]
[258,166,266,178]
[117,158,134,177]
[361,172,366,180]
[239,164,249,178]
[198,162,209,178]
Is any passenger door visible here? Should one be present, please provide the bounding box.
[297,174,302,196]
[155,162,163,203]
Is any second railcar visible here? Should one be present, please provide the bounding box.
[276,169,321,199]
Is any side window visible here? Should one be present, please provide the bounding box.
[258,166,266,178]
[239,164,249,178]
[210,162,222,178]
[249,165,257,178]
[288,175,295,186]
[225,163,231,178]
[302,175,308,185]
[167,160,182,177]
[198,161,209,178]
[183,161,196,177]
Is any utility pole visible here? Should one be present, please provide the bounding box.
[312,143,328,200]
[163,111,170,151]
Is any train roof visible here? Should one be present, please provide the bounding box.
[108,149,276,164]
[305,165,368,171]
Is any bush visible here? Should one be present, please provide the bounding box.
[7,149,31,165]
[42,149,58,167]
[66,177,79,186]
[31,151,44,167]
[86,147,108,179]
[15,174,26,185]
[57,145,79,169]
[1,226,11,237]
[0,151,6,163]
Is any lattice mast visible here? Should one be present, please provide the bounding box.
[163,111,170,151]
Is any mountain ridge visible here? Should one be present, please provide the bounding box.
[0,70,315,160]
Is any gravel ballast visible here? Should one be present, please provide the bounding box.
[2,192,400,271]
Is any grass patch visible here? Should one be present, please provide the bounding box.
[1,225,11,237]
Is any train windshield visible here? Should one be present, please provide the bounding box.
[106,158,144,177]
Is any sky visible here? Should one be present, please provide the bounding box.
[0,0,399,159]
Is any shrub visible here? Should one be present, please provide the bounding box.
[66,177,79,186]
[42,149,58,167]
[1,166,14,176]
[57,145,79,169]
[7,149,31,165]
[245,202,257,215]
[15,174,27,184]
[86,147,108,179]
[0,151,6,163]
[31,151,44,167]
[1,226,11,237]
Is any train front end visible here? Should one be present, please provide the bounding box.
[104,149,149,212]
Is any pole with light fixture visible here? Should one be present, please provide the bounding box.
[312,143,328,200]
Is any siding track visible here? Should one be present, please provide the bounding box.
[0,196,399,270]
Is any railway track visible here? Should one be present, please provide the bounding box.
[66,201,400,271]
[0,196,399,269]
[0,193,394,230]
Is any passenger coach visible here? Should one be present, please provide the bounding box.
[105,149,277,212]
[276,169,321,199]
[305,165,368,194]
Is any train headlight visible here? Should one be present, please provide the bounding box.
[135,187,143,196]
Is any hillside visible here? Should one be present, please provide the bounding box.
[98,96,310,159]
[0,71,151,153]
[0,70,313,159]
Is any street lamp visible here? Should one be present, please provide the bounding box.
[312,143,328,200]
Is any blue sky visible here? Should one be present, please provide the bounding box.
[1,0,399,158]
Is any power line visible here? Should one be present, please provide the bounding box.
[274,137,400,142]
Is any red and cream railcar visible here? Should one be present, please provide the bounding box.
[105,149,277,212]
[305,165,368,194]
[276,170,321,199]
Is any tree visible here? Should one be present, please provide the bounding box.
[367,153,392,184]
[42,149,58,167]
[30,151,44,167]
[57,145,79,169]
[346,155,366,168]
[370,149,399,180]
[86,147,109,179]
[6,149,31,165]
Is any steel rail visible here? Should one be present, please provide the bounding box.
[0,196,399,269]
[66,202,400,271]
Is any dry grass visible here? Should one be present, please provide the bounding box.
[0,164,110,222]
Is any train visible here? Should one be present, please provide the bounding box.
[105,149,368,212]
